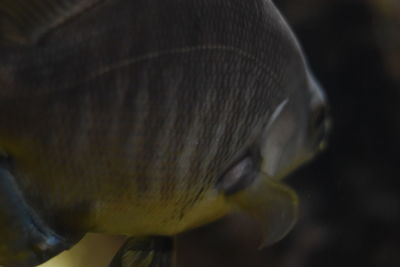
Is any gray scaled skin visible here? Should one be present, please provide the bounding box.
[0,0,330,266]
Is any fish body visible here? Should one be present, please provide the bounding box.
[0,0,329,266]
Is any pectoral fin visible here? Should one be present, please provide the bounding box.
[109,237,173,267]
[227,172,299,247]
[0,0,101,45]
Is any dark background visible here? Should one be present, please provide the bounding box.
[178,0,400,266]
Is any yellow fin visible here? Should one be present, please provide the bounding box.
[0,0,101,45]
[227,173,299,247]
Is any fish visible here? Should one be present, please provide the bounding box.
[0,0,329,266]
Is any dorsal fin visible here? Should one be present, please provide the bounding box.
[0,0,102,45]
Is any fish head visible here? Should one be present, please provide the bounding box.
[223,70,330,247]
[261,71,330,180]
